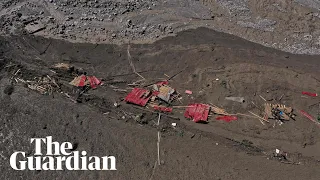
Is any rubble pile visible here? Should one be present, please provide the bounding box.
[15,75,60,95]
[7,60,320,130]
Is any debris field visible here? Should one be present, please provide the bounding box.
[0,28,320,179]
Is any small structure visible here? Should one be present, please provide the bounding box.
[184,103,211,123]
[264,103,295,121]
[125,88,152,106]
[157,85,175,102]
[87,76,102,89]
[152,81,176,103]
[69,75,102,89]
[70,75,87,87]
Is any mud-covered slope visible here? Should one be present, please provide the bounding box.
[0,28,319,179]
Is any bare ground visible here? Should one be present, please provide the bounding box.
[0,27,319,179]
[3,0,320,54]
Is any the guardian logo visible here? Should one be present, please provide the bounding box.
[10,136,117,170]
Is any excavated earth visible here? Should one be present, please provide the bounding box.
[0,27,319,179]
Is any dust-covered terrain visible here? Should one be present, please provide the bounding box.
[0,28,319,179]
[0,1,320,180]
[3,0,320,54]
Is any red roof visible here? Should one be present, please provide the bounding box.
[88,76,102,89]
[78,75,87,87]
[156,80,169,86]
[216,116,238,122]
[125,88,152,106]
[69,75,102,88]
[153,105,173,112]
[184,104,210,123]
